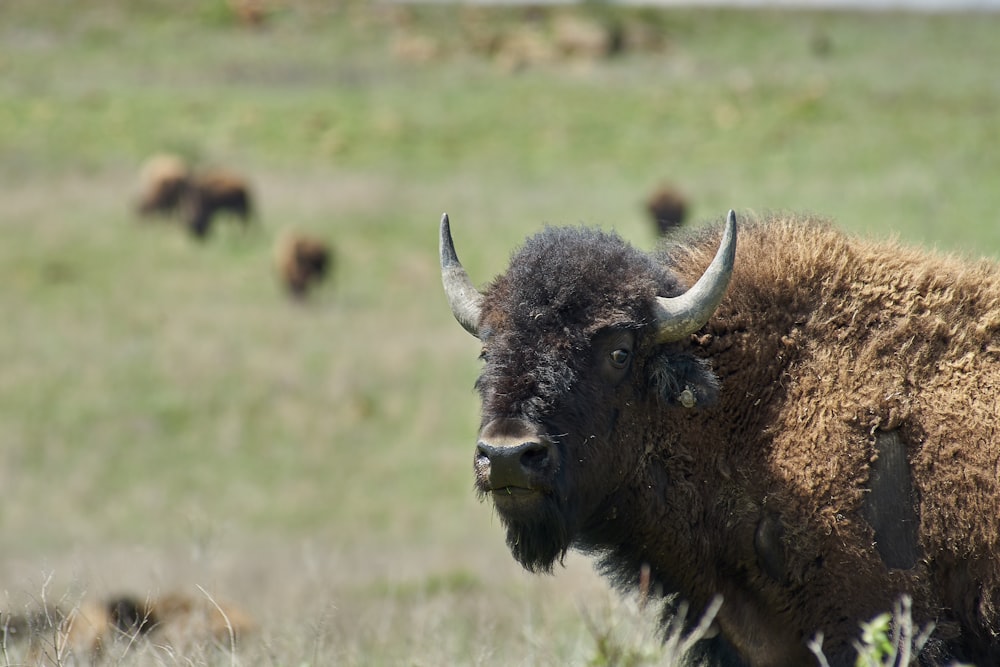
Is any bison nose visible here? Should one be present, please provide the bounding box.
[475,419,555,491]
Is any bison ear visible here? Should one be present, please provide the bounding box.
[648,353,720,408]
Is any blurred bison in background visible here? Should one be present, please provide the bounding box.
[135,156,254,239]
[274,231,332,298]
[645,183,688,236]
[439,210,1000,666]
[181,169,254,239]
[4,591,255,661]
[136,153,191,217]
[227,0,269,27]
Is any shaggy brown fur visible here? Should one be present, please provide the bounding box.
[645,183,689,236]
[273,232,332,298]
[6,591,255,661]
[451,212,1000,666]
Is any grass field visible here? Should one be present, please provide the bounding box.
[2,1,999,664]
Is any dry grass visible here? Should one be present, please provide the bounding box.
[2,540,639,666]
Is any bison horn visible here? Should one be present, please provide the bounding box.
[653,209,738,342]
[440,213,484,338]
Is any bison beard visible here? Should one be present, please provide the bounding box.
[489,491,573,573]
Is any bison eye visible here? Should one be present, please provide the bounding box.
[610,348,630,368]
[596,329,635,384]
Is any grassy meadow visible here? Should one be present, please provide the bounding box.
[1,1,999,664]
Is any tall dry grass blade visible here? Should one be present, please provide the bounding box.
[808,633,833,667]
[1,611,11,667]
[196,585,237,667]
[657,594,724,665]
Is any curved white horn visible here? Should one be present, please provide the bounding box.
[439,213,484,339]
[654,210,738,342]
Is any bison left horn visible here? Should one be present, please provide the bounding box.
[440,213,484,338]
[653,210,738,342]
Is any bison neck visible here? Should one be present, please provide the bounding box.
[574,451,812,666]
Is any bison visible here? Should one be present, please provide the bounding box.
[136,153,191,217]
[135,156,254,239]
[645,183,689,236]
[6,591,255,661]
[180,169,254,239]
[273,231,332,299]
[439,210,1000,666]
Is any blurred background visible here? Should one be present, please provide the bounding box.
[1,0,998,664]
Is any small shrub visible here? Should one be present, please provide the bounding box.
[582,593,722,667]
[808,595,942,667]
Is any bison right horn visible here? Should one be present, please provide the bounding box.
[653,210,738,343]
[440,213,484,338]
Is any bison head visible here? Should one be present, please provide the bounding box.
[440,212,736,572]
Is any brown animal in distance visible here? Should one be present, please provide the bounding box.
[181,169,254,239]
[4,590,255,661]
[645,183,688,236]
[440,210,1000,666]
[135,153,191,217]
[135,155,254,239]
[273,231,332,298]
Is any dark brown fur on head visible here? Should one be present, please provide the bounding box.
[475,226,720,572]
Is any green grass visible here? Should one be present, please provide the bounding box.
[1,1,999,664]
